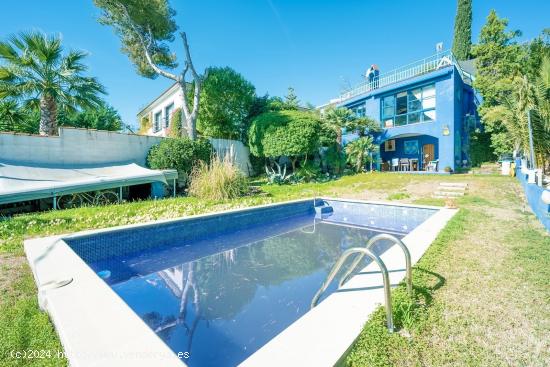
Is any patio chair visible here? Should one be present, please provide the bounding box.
[426,159,439,172]
[399,158,410,171]
[391,158,399,171]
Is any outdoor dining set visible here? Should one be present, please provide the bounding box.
[388,158,439,172]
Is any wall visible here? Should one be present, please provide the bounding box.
[0,127,163,166]
[0,127,252,176]
[209,138,253,176]
[515,160,550,232]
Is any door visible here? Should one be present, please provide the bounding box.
[422,144,435,170]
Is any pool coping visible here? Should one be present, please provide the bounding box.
[24,198,456,367]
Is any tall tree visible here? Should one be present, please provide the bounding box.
[196,67,256,141]
[471,10,524,155]
[452,0,473,60]
[0,32,106,135]
[283,87,300,110]
[483,64,550,168]
[472,10,523,109]
[94,0,206,140]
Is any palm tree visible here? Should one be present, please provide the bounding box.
[0,100,28,132]
[345,136,376,173]
[484,56,550,169]
[0,31,106,135]
[323,107,381,144]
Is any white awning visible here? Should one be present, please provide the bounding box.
[0,161,177,205]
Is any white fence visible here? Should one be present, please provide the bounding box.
[339,50,474,102]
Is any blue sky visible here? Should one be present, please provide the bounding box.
[1,0,549,129]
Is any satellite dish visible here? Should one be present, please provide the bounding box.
[436,42,443,52]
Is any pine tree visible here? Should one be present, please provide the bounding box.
[283,87,300,110]
[452,0,473,60]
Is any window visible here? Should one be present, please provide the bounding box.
[164,103,174,128]
[351,105,366,117]
[408,88,422,111]
[396,92,407,115]
[154,111,162,132]
[380,83,436,127]
[384,139,396,152]
[382,96,394,119]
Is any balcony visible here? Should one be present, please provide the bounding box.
[339,51,474,103]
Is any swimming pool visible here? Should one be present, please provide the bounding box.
[25,198,456,367]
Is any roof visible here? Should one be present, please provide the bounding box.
[0,161,177,205]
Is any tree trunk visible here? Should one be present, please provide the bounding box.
[336,129,342,146]
[39,95,57,136]
[187,115,197,140]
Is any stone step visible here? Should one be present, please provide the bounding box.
[439,182,468,188]
[433,191,465,197]
[437,186,466,191]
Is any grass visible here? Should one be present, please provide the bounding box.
[1,172,549,366]
[387,191,410,200]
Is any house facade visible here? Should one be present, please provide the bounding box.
[335,51,479,172]
[137,83,183,137]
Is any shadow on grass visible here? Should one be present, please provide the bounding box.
[412,266,446,306]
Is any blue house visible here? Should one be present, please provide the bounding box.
[330,51,479,172]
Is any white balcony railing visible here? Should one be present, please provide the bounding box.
[339,51,474,102]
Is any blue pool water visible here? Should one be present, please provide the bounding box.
[66,200,436,367]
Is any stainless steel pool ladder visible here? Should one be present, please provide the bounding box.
[310,234,413,332]
[310,247,394,331]
[339,233,412,296]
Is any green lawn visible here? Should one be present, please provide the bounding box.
[1,173,549,366]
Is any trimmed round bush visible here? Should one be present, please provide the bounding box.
[248,110,325,169]
[147,137,213,186]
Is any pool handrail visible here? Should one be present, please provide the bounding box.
[338,233,413,297]
[310,247,394,332]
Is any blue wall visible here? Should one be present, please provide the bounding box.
[340,66,476,172]
[515,160,550,232]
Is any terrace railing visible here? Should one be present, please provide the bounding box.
[339,50,474,102]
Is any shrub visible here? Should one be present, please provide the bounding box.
[248,110,322,170]
[323,145,346,174]
[188,154,248,200]
[139,115,151,135]
[147,137,212,186]
[167,108,183,137]
[265,162,294,185]
[469,128,496,167]
[294,162,323,183]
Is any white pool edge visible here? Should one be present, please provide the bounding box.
[24,198,456,367]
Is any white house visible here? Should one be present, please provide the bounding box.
[136,83,254,176]
[137,82,183,137]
